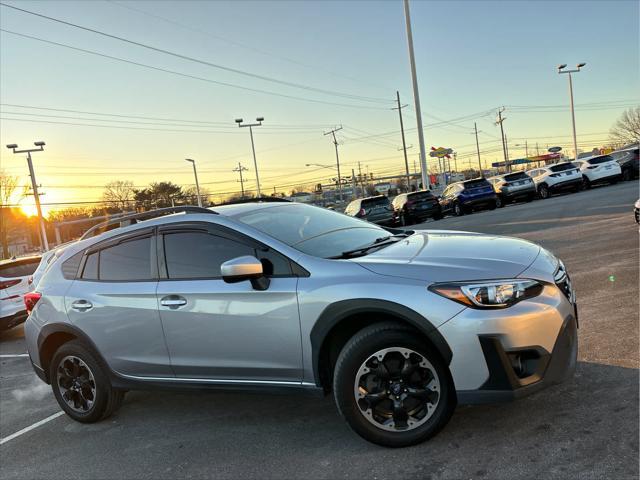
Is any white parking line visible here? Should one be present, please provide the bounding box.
[0,354,29,358]
[0,411,65,446]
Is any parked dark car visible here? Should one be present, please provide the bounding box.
[487,171,536,207]
[439,178,497,216]
[610,146,639,181]
[392,190,442,225]
[344,195,398,226]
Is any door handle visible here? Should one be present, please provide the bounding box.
[160,295,187,309]
[71,300,93,312]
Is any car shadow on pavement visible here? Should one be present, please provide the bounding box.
[69,360,636,479]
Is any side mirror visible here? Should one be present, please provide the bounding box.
[221,256,270,291]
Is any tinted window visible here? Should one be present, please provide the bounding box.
[99,237,152,281]
[82,252,99,280]
[407,191,435,201]
[504,172,529,182]
[361,196,390,208]
[164,232,253,279]
[549,163,577,172]
[463,179,490,189]
[587,155,614,165]
[61,252,83,280]
[0,259,40,278]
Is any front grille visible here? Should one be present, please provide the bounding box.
[554,262,575,303]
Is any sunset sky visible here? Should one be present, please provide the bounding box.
[1,0,638,214]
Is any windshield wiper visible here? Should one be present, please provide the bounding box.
[330,233,411,259]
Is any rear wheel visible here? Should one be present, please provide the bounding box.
[453,202,463,216]
[495,195,504,208]
[582,176,591,189]
[622,169,632,181]
[538,184,550,199]
[50,340,124,423]
[333,323,455,447]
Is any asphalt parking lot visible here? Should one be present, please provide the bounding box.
[1,181,638,480]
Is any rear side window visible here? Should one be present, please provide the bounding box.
[549,163,576,172]
[361,197,390,208]
[587,155,614,165]
[61,252,83,280]
[163,232,254,279]
[82,236,153,281]
[408,191,435,201]
[0,259,40,278]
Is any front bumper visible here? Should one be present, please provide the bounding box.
[438,280,577,404]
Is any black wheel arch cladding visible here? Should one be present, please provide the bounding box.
[310,299,453,389]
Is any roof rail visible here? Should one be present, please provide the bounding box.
[80,206,217,240]
[219,196,291,206]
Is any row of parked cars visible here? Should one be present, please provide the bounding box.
[344,148,639,226]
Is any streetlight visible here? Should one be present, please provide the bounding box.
[185,158,202,207]
[235,117,264,198]
[558,63,586,161]
[6,141,49,251]
[305,163,336,171]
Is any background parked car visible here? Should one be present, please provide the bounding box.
[0,255,41,331]
[344,195,398,226]
[527,162,582,199]
[29,249,58,290]
[392,190,442,225]
[439,178,497,216]
[487,172,536,207]
[574,155,621,189]
[610,146,639,181]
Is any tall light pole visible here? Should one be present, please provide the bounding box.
[235,117,264,197]
[324,126,343,202]
[558,63,586,161]
[403,0,429,190]
[185,158,202,207]
[6,141,49,251]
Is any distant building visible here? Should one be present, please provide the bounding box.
[288,192,314,203]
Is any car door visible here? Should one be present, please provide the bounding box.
[65,229,173,377]
[156,223,302,383]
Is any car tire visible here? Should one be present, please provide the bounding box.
[495,196,504,208]
[50,340,124,423]
[333,322,456,448]
[432,209,443,221]
[453,202,463,216]
[622,169,632,181]
[582,176,591,190]
[538,184,550,199]
[400,212,409,226]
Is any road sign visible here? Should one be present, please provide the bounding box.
[429,147,453,158]
[548,146,562,153]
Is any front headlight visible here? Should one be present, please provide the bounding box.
[429,279,543,309]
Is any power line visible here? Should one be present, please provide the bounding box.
[0,3,393,105]
[0,29,388,111]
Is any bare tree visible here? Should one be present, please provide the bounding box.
[181,185,211,206]
[609,107,640,147]
[0,171,20,258]
[102,180,135,211]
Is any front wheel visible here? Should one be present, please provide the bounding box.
[622,169,632,181]
[333,323,455,447]
[453,202,463,216]
[538,184,550,199]
[582,176,591,190]
[50,340,124,423]
[495,195,504,208]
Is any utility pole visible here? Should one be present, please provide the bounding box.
[358,162,364,197]
[6,141,49,251]
[185,158,202,207]
[351,169,357,200]
[453,152,458,174]
[536,142,540,155]
[403,0,429,190]
[474,122,483,176]
[393,90,411,187]
[324,126,343,203]
[558,63,586,161]
[233,162,248,198]
[495,107,509,171]
[525,140,528,158]
[235,117,264,197]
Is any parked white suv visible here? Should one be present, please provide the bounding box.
[573,154,621,189]
[526,162,582,199]
[0,255,41,331]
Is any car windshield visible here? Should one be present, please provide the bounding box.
[587,155,614,165]
[361,196,390,208]
[408,191,435,201]
[231,203,391,258]
[549,163,577,172]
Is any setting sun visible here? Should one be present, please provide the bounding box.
[19,205,38,217]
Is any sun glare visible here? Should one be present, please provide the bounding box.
[20,205,38,217]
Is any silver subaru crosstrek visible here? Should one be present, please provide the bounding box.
[24,202,578,447]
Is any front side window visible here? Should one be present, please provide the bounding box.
[163,231,254,279]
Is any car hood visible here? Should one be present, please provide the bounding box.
[353,230,541,283]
